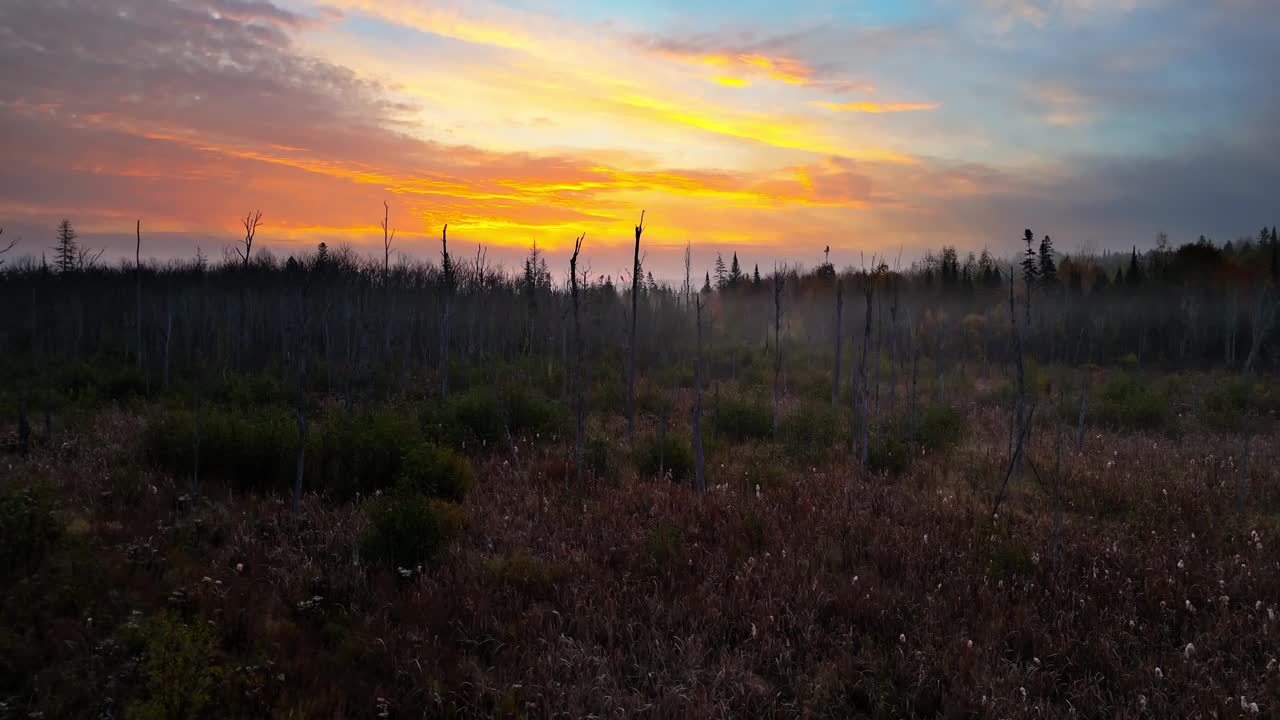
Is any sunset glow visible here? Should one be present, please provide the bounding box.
[0,0,1276,275]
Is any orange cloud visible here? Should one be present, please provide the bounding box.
[811,101,938,113]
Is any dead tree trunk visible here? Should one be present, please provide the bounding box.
[693,296,707,496]
[888,278,899,415]
[440,225,453,399]
[135,220,143,374]
[1052,389,1064,576]
[773,268,784,435]
[1006,267,1027,506]
[627,212,644,443]
[909,330,920,453]
[832,279,843,408]
[1244,284,1277,376]
[858,271,874,466]
[569,234,585,486]
[292,307,309,517]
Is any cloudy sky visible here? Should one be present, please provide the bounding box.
[0,0,1276,276]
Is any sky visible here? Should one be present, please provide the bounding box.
[0,0,1277,278]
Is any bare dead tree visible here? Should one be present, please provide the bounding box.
[569,233,585,486]
[773,265,784,434]
[440,224,454,399]
[1052,388,1065,576]
[135,220,144,374]
[831,278,843,408]
[908,327,920,453]
[998,266,1028,515]
[1244,284,1278,376]
[857,265,874,466]
[0,228,15,267]
[381,201,395,282]
[235,210,262,368]
[162,290,173,389]
[627,211,645,443]
[291,274,313,516]
[992,402,1036,519]
[683,240,692,309]
[888,269,900,414]
[693,295,707,496]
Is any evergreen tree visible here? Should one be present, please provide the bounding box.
[1020,229,1039,287]
[753,264,761,286]
[714,253,727,289]
[1271,226,1278,284]
[1126,246,1142,286]
[702,271,712,294]
[54,219,77,274]
[316,241,330,268]
[1038,234,1057,286]
[728,252,744,287]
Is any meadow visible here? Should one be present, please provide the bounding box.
[2,227,1279,718]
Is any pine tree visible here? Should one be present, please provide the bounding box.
[728,252,744,287]
[1126,246,1142,286]
[1271,226,1278,284]
[316,242,330,269]
[1020,229,1039,287]
[753,264,761,286]
[714,253,727,289]
[54,219,77,274]
[1038,235,1057,286]
[702,271,712,293]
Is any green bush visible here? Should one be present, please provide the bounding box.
[145,404,425,499]
[0,481,62,583]
[636,433,695,482]
[316,406,422,498]
[397,442,473,502]
[1201,377,1276,432]
[56,360,147,402]
[1097,373,1168,431]
[584,435,613,480]
[128,611,223,720]
[713,396,773,441]
[780,402,842,461]
[867,433,911,476]
[425,384,566,450]
[361,493,457,571]
[917,405,964,450]
[143,407,297,494]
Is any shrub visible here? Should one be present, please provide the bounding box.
[584,435,613,480]
[361,493,457,571]
[1097,373,1168,431]
[127,611,223,720]
[713,396,773,441]
[397,442,473,502]
[143,407,297,494]
[485,550,568,596]
[315,406,422,499]
[636,433,694,482]
[0,481,61,583]
[867,433,911,476]
[917,405,964,450]
[780,402,842,461]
